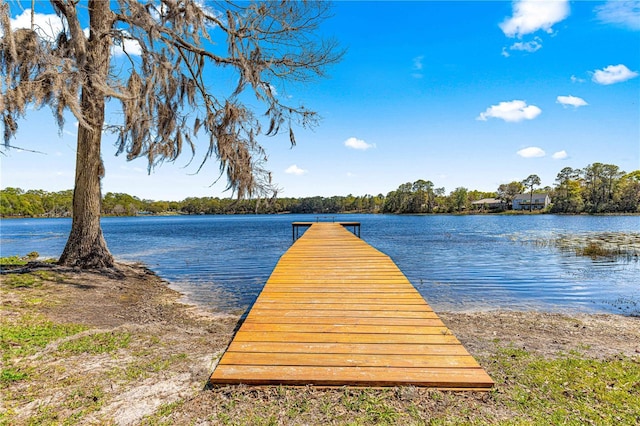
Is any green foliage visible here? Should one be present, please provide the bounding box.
[102,192,145,216]
[0,316,86,385]
[552,163,639,214]
[0,366,29,384]
[0,252,39,266]
[497,181,525,209]
[0,316,87,361]
[449,186,470,212]
[1,268,64,288]
[1,274,40,288]
[383,180,446,213]
[0,187,72,217]
[0,255,25,266]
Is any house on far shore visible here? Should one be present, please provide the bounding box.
[471,198,504,211]
[512,193,551,211]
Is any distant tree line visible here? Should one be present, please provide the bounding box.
[0,188,74,217]
[551,164,640,214]
[0,189,387,217]
[381,179,497,214]
[1,163,638,218]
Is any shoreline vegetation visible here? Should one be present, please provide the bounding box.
[2,163,639,218]
[1,261,639,424]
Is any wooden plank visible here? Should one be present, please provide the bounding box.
[219,353,481,368]
[244,316,446,327]
[239,323,451,335]
[259,291,420,297]
[209,222,493,390]
[226,342,470,356]
[256,297,425,304]
[211,366,493,388]
[258,288,419,294]
[251,303,432,311]
[246,309,439,319]
[232,331,461,345]
[264,281,414,286]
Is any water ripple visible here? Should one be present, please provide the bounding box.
[1,214,638,315]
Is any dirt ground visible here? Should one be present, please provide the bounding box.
[1,262,639,425]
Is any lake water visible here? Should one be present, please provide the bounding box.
[1,214,639,315]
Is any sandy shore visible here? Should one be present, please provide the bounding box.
[1,262,638,425]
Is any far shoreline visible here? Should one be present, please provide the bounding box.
[2,210,640,219]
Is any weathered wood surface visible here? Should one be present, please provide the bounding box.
[209,223,493,389]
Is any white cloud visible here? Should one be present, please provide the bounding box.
[111,32,143,57]
[7,9,65,42]
[571,75,586,83]
[556,95,588,108]
[477,100,542,122]
[517,147,546,158]
[412,55,424,71]
[592,64,639,85]
[595,1,640,31]
[552,150,568,160]
[412,55,424,78]
[264,83,278,96]
[500,0,570,38]
[508,38,543,53]
[344,137,375,150]
[285,164,307,176]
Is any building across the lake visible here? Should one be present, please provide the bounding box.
[471,198,504,211]
[512,193,551,211]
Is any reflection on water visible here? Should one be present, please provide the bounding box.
[1,214,639,315]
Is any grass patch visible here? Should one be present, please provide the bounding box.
[58,331,131,355]
[0,315,87,361]
[493,347,640,424]
[339,388,401,424]
[0,367,29,385]
[0,252,39,266]
[1,270,65,289]
[0,315,86,389]
[1,273,41,288]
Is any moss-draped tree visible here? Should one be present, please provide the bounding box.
[1,0,341,268]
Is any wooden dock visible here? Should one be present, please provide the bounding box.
[209,223,493,389]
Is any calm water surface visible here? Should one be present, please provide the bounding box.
[1,214,639,315]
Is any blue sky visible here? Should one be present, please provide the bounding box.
[1,0,639,201]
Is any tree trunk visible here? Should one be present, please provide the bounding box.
[58,1,114,269]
